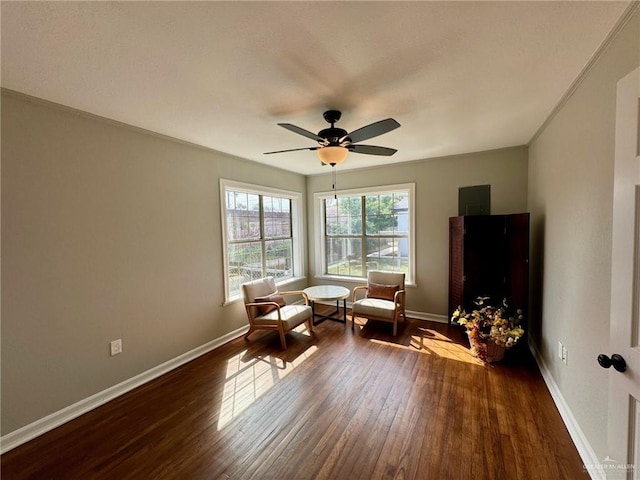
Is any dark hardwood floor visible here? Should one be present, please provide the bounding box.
[2,307,588,479]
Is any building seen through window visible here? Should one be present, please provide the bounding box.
[224,186,296,300]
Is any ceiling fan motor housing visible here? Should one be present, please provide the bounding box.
[318,127,348,145]
[319,110,348,146]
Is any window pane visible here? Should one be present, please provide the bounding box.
[396,211,408,236]
[325,198,337,218]
[263,195,273,212]
[348,196,362,234]
[247,193,260,212]
[326,218,340,236]
[227,191,261,240]
[365,193,398,235]
[365,195,379,216]
[227,191,236,210]
[365,237,409,275]
[393,193,409,235]
[326,238,363,276]
[264,196,291,239]
[265,239,293,282]
[334,196,362,235]
[228,241,263,297]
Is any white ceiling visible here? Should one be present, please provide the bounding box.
[1,1,631,175]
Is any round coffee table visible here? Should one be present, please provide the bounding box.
[303,285,350,325]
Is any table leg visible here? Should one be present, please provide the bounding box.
[311,300,317,326]
[310,299,347,325]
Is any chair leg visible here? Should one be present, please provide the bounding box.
[306,318,314,334]
[244,326,255,341]
[393,311,401,336]
[351,311,360,331]
[278,326,287,349]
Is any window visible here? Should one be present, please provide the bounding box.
[315,184,415,283]
[221,180,303,303]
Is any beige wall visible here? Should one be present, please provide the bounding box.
[1,92,308,434]
[527,8,639,459]
[2,90,529,437]
[306,147,528,317]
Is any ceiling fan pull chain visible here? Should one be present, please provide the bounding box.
[331,164,337,199]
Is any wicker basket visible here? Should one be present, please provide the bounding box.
[485,341,505,363]
[468,334,506,363]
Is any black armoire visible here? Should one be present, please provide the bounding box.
[448,213,529,323]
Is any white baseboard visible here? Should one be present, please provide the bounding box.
[528,340,604,480]
[406,310,449,324]
[0,325,249,454]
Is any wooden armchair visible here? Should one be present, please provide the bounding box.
[242,277,313,349]
[351,271,406,336]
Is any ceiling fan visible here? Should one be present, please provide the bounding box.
[264,110,400,166]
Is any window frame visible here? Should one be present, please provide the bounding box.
[220,179,305,304]
[313,183,416,285]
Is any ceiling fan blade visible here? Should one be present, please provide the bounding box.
[349,144,397,156]
[344,118,400,144]
[264,146,319,155]
[278,123,324,142]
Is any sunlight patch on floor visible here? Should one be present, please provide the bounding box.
[412,328,483,365]
[367,328,483,365]
[217,345,318,430]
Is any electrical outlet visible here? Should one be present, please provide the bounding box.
[562,345,568,365]
[110,339,122,356]
[558,341,564,360]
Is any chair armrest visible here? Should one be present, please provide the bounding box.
[245,302,283,320]
[352,285,367,302]
[279,290,309,305]
[393,289,406,306]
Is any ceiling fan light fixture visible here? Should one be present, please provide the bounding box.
[318,146,348,165]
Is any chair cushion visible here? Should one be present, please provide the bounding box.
[367,282,399,301]
[255,293,286,315]
[368,271,405,290]
[253,305,312,329]
[352,298,396,319]
[242,277,278,303]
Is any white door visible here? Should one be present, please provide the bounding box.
[605,67,640,480]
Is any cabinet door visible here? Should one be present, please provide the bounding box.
[463,215,508,308]
[506,213,530,313]
[448,216,464,318]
